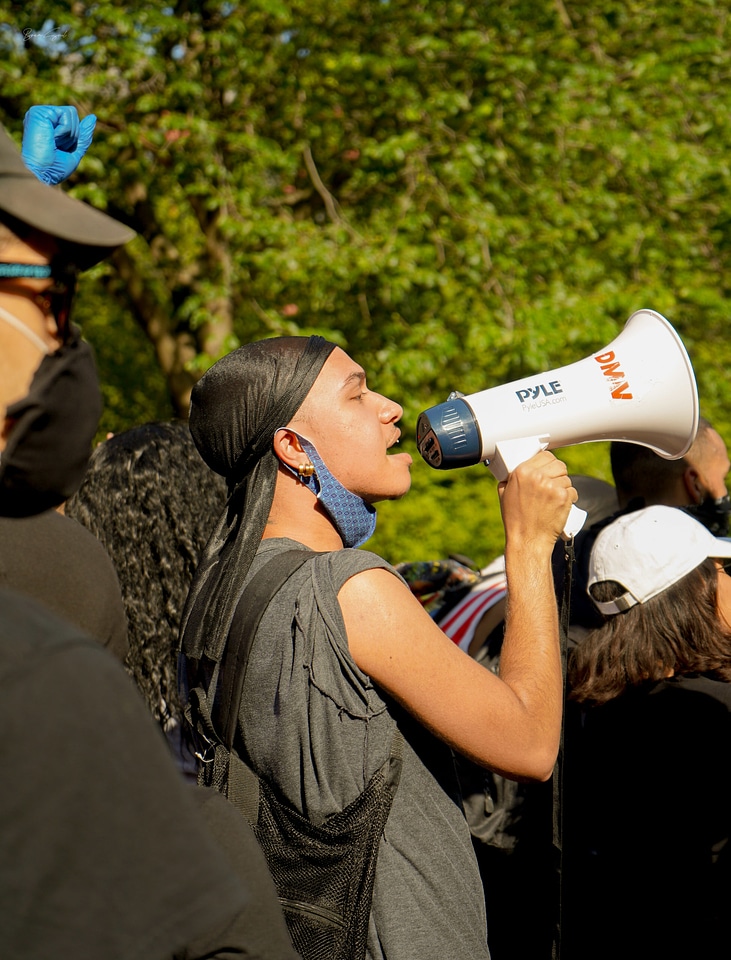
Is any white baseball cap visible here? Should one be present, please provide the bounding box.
[588,504,731,616]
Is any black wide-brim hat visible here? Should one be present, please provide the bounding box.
[0,124,135,269]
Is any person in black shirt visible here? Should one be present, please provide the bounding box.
[0,107,296,960]
[563,505,731,960]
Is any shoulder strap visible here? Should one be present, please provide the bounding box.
[215,548,316,750]
[551,535,574,960]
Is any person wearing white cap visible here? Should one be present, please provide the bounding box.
[562,504,731,960]
[573,504,731,696]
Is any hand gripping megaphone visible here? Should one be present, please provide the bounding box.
[416,309,700,538]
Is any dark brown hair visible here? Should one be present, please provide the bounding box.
[569,558,731,706]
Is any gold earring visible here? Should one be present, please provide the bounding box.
[298,461,315,479]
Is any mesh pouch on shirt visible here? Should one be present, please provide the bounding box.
[195,688,403,960]
[254,737,402,960]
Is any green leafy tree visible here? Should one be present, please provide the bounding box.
[2,0,731,563]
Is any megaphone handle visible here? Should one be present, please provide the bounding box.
[487,437,587,541]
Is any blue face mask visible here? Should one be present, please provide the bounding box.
[279,431,377,548]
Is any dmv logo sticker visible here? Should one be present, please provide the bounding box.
[594,350,633,400]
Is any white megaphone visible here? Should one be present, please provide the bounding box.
[416,309,700,538]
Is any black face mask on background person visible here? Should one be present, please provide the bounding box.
[682,495,731,539]
[0,325,102,517]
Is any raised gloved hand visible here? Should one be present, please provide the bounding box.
[21,105,96,185]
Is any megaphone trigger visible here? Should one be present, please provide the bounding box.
[562,504,589,541]
[488,436,588,540]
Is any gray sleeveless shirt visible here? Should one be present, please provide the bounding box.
[238,538,490,960]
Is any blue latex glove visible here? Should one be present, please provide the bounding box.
[21,105,96,185]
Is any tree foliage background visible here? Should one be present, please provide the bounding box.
[2,0,731,565]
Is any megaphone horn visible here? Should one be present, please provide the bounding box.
[416,309,700,537]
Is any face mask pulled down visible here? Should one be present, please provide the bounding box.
[280,431,376,548]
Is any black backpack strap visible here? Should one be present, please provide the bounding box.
[188,548,315,823]
[214,548,315,749]
[552,535,574,960]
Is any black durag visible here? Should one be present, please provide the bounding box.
[180,336,337,663]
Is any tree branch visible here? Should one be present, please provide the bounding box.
[303,145,361,242]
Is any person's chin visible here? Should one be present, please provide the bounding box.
[372,476,413,504]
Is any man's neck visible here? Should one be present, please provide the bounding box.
[263,475,344,551]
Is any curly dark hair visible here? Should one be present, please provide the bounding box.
[66,421,227,731]
[569,558,731,707]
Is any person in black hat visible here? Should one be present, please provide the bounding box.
[0,111,135,516]
[0,106,132,658]
[0,110,298,960]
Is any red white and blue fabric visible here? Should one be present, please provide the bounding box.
[439,572,507,652]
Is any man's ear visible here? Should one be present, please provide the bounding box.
[682,466,704,505]
[0,415,14,451]
[272,427,305,471]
